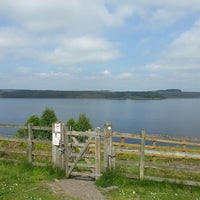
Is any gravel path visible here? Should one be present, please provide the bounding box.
[46,178,107,200]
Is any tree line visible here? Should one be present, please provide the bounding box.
[17,108,92,140]
[2,89,200,99]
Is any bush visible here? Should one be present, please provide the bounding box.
[96,168,128,188]
[17,108,58,140]
[66,113,92,142]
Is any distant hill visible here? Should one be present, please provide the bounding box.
[0,89,200,99]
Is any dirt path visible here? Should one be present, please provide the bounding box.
[46,178,107,200]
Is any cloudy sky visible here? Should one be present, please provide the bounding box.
[0,0,200,91]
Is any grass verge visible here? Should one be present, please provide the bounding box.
[0,160,68,200]
[96,168,200,200]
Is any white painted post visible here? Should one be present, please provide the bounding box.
[52,122,63,168]
[104,123,113,170]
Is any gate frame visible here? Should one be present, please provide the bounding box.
[52,123,101,179]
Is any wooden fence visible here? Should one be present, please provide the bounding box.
[0,123,200,186]
[111,130,200,186]
[0,123,52,166]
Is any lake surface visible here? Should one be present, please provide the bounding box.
[0,98,200,138]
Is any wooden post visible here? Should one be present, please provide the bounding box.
[182,142,186,152]
[121,137,125,147]
[111,146,116,170]
[152,140,156,149]
[28,123,33,163]
[60,123,66,170]
[139,130,146,180]
[95,127,101,179]
[64,129,69,178]
[104,123,113,171]
[52,122,63,168]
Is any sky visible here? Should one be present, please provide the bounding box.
[0,0,200,91]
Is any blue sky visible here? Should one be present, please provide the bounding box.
[0,0,200,91]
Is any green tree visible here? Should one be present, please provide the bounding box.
[17,108,58,140]
[66,118,76,131]
[40,108,58,139]
[66,113,92,142]
[17,115,40,138]
[76,113,92,131]
[27,115,41,125]
[40,108,57,127]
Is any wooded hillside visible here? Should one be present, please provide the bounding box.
[0,89,200,99]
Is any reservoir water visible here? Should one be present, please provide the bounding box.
[0,98,200,138]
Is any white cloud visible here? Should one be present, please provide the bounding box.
[164,20,200,62]
[103,70,111,76]
[1,0,200,91]
[0,28,31,60]
[41,36,119,65]
[128,1,200,30]
[118,72,133,79]
[36,71,69,78]
[1,0,200,64]
[0,0,135,34]
[137,18,200,76]
[16,66,32,73]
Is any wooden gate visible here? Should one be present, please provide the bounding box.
[52,123,101,179]
[66,130,101,178]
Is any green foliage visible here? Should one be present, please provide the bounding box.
[96,168,128,188]
[17,115,41,138]
[66,118,76,131]
[39,108,58,140]
[66,113,92,132]
[40,108,57,127]
[17,108,58,140]
[66,113,92,142]
[76,113,92,131]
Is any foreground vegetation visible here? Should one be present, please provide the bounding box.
[1,159,200,200]
[0,160,72,200]
[96,169,200,200]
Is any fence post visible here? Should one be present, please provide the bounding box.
[104,123,113,170]
[52,122,65,168]
[28,123,33,163]
[95,127,101,179]
[139,130,146,180]
[60,123,66,171]
[111,146,116,170]
[64,127,69,178]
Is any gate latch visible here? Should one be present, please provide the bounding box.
[59,144,65,153]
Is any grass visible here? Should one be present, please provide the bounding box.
[96,168,200,200]
[115,153,200,182]
[1,138,200,199]
[0,160,70,200]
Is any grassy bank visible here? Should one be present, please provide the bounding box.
[96,169,200,200]
[0,160,70,200]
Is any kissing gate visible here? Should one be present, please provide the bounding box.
[52,122,115,179]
